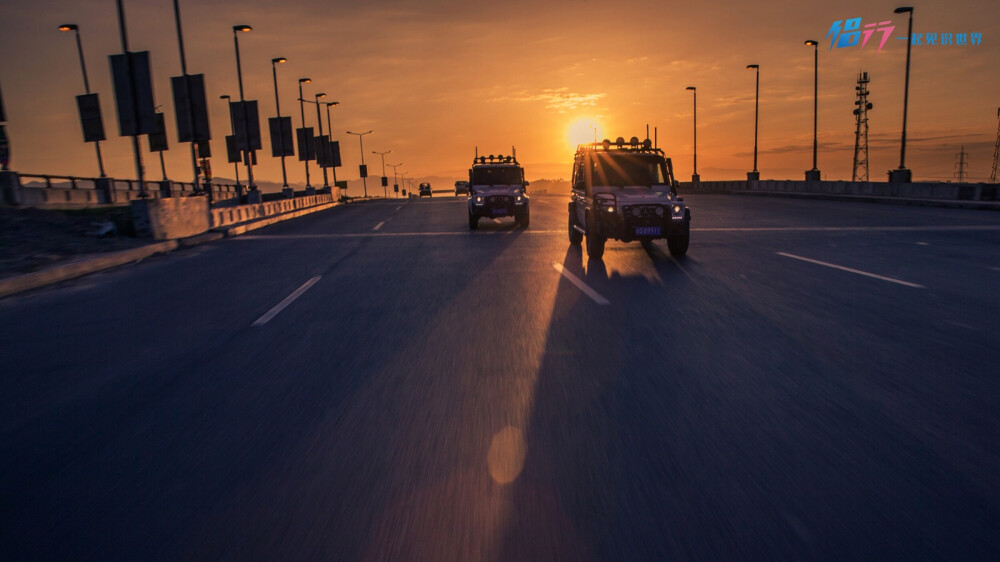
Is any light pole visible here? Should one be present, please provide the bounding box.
[170,0,202,192]
[220,94,240,188]
[270,56,290,194]
[891,6,914,183]
[113,0,147,197]
[324,101,340,187]
[58,24,106,178]
[313,92,328,188]
[372,149,391,197]
[231,24,255,199]
[347,129,373,197]
[685,86,698,182]
[804,40,820,181]
[746,64,760,180]
[400,171,408,197]
[297,78,312,191]
[387,162,402,198]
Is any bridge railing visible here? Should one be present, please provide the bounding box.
[1,171,242,207]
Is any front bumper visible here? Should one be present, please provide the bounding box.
[597,211,689,242]
[470,194,528,218]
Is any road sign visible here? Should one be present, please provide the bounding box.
[197,139,211,158]
[329,141,341,167]
[0,81,6,122]
[268,116,294,157]
[359,164,368,178]
[315,135,331,167]
[394,184,399,193]
[225,135,240,163]
[109,51,157,136]
[75,93,106,142]
[171,74,211,143]
[381,176,388,187]
[148,112,168,152]
[0,125,9,169]
[296,127,314,161]
[229,100,261,151]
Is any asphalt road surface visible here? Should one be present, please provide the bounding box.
[1,193,998,560]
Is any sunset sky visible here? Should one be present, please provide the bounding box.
[1,0,998,188]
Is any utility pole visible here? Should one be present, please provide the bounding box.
[991,108,999,183]
[954,145,968,183]
[852,71,873,182]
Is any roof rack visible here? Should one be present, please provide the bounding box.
[472,154,520,166]
[576,136,663,156]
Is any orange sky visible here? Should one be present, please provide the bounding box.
[2,0,999,187]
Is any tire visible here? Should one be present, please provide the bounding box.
[468,211,478,230]
[585,212,605,259]
[568,203,583,245]
[516,206,530,228]
[667,234,689,256]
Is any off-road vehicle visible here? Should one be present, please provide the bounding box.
[419,182,432,197]
[568,137,690,258]
[467,152,529,229]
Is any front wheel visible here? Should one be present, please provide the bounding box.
[468,212,478,230]
[568,203,583,245]
[667,234,689,256]
[516,206,530,228]
[585,212,605,259]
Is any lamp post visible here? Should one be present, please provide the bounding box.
[804,40,820,181]
[387,162,402,198]
[219,94,240,188]
[746,64,760,180]
[313,92,328,189]
[685,86,698,182]
[324,101,340,186]
[372,149,391,197]
[347,130,373,197]
[891,6,914,183]
[231,24,255,199]
[400,171,408,197]
[58,24,106,178]
[169,0,202,192]
[270,56,290,195]
[297,78,312,191]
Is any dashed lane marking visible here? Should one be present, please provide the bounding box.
[252,276,323,326]
[373,221,385,231]
[552,262,610,305]
[777,252,924,289]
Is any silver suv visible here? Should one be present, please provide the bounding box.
[467,153,529,229]
[568,137,690,258]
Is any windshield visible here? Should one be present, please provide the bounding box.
[591,153,666,187]
[471,166,523,185]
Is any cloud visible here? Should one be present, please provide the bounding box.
[491,88,607,112]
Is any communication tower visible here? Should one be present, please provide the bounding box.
[954,145,968,183]
[852,72,873,182]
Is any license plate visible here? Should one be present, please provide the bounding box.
[493,208,507,215]
[635,226,660,236]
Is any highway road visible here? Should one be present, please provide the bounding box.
[1,193,998,560]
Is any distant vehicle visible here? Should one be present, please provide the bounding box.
[419,182,432,197]
[568,136,690,259]
[455,180,470,195]
[467,151,529,229]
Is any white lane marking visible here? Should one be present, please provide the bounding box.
[552,262,610,305]
[777,252,924,289]
[373,221,385,231]
[252,276,322,326]
[395,206,402,211]
[916,242,929,246]
[492,218,502,224]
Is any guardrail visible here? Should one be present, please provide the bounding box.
[0,171,242,207]
[680,179,999,206]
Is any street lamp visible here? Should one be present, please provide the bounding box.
[804,40,820,181]
[387,162,402,198]
[324,101,340,186]
[313,92,328,189]
[347,129,373,197]
[372,149,391,197]
[270,56,290,194]
[399,171,408,197]
[746,64,760,180]
[231,24,256,199]
[297,78,311,190]
[891,6,914,183]
[685,86,698,182]
[220,94,240,188]
[58,23,106,178]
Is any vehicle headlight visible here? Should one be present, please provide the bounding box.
[671,204,683,218]
[515,195,523,203]
[474,196,484,204]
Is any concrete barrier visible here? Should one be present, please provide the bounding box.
[131,197,211,240]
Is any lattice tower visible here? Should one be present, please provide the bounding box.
[852,72,873,182]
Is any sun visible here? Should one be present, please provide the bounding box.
[566,117,602,152]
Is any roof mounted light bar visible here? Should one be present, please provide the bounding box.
[579,136,660,155]
[473,154,519,165]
